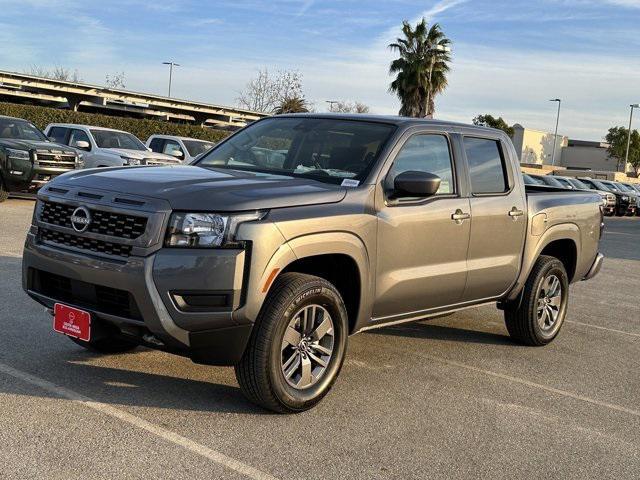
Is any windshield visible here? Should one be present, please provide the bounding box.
[183,139,214,157]
[615,183,634,192]
[601,181,622,192]
[0,118,48,141]
[566,178,589,189]
[540,176,564,187]
[91,129,146,150]
[554,177,574,188]
[196,117,396,184]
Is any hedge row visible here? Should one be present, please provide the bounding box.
[0,101,231,143]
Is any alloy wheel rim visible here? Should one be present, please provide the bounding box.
[281,304,335,390]
[536,274,563,332]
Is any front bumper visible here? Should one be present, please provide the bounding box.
[22,232,252,365]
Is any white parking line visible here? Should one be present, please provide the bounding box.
[0,362,279,480]
[402,350,640,418]
[567,320,640,338]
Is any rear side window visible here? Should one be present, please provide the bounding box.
[389,134,455,194]
[464,137,508,194]
[48,127,69,144]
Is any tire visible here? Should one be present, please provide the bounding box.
[235,272,349,413]
[69,335,139,354]
[0,178,9,203]
[504,255,569,346]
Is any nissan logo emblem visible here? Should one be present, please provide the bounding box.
[70,206,92,233]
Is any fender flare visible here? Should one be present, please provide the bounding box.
[256,231,372,333]
[505,223,580,303]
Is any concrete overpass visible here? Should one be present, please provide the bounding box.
[0,70,266,129]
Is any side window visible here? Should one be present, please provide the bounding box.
[389,134,455,195]
[47,127,69,144]
[162,140,184,158]
[464,137,509,194]
[148,138,165,153]
[69,129,91,149]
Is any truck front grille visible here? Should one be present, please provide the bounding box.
[35,152,76,169]
[40,201,148,239]
[39,228,133,258]
[31,269,142,321]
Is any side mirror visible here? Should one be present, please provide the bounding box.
[393,171,441,198]
[169,149,184,158]
[75,140,90,151]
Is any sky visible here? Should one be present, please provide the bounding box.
[1,0,639,140]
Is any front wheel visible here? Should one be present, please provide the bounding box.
[235,272,348,413]
[504,255,569,346]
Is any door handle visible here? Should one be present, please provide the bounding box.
[508,207,524,219]
[451,209,471,224]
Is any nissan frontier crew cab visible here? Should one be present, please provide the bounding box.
[22,115,604,413]
[1,115,79,202]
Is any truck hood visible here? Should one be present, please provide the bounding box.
[0,139,75,154]
[105,148,181,164]
[54,165,347,210]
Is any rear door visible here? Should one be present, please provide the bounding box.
[461,135,527,301]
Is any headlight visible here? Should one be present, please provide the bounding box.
[165,211,266,248]
[121,156,141,166]
[7,148,30,160]
[76,153,85,169]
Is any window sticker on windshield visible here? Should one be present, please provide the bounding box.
[341,179,360,188]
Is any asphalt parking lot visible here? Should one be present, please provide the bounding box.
[0,198,638,479]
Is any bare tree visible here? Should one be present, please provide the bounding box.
[105,72,126,89]
[328,100,370,114]
[237,69,304,113]
[25,65,82,82]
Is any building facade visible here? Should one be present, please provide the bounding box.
[512,124,567,166]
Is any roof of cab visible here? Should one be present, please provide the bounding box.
[267,113,506,135]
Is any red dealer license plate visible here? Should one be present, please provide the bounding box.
[53,303,91,342]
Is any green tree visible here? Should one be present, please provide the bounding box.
[389,19,452,118]
[472,114,515,137]
[605,126,640,173]
[274,96,310,115]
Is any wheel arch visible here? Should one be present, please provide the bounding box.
[264,232,371,334]
[505,223,581,303]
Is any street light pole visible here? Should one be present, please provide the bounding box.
[326,100,339,112]
[549,98,561,166]
[425,44,450,118]
[162,61,180,97]
[624,104,639,171]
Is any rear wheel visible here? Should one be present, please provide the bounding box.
[504,255,569,346]
[235,272,348,413]
[69,335,139,354]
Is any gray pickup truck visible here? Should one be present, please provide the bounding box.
[22,115,604,413]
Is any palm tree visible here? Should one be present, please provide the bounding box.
[389,19,451,118]
[274,96,310,114]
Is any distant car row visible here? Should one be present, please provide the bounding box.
[0,114,215,202]
[523,173,639,217]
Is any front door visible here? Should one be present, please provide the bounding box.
[461,136,527,301]
[373,133,471,320]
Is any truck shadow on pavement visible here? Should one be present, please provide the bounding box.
[3,351,267,415]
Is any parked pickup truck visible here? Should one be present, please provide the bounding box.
[1,115,79,202]
[22,115,604,413]
[44,124,181,169]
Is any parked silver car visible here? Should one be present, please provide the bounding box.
[44,124,181,168]
[146,134,216,163]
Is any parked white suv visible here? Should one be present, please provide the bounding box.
[44,124,181,169]
[146,134,215,163]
